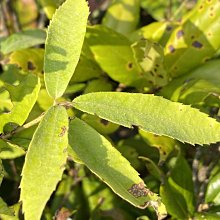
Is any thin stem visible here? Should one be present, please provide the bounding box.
[0,113,45,140]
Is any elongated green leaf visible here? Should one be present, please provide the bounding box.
[20,106,68,220]
[164,0,220,77]
[102,0,140,35]
[44,0,89,99]
[68,118,167,218]
[160,155,195,219]
[0,29,46,55]
[0,74,41,134]
[205,172,220,205]
[73,92,220,145]
[0,139,25,159]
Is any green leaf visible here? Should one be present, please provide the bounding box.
[102,0,140,35]
[0,160,4,186]
[131,39,169,87]
[44,0,89,99]
[0,74,41,134]
[39,0,60,19]
[86,25,144,87]
[9,49,44,74]
[164,0,220,77]
[0,29,46,55]
[160,180,189,219]
[68,117,167,218]
[160,155,195,218]
[0,139,25,159]
[129,21,177,46]
[0,198,14,216]
[139,130,177,162]
[160,60,220,105]
[73,92,220,145]
[20,105,68,220]
[194,212,220,220]
[205,172,220,205]
[168,155,195,215]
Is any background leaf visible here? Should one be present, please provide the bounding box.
[73,92,220,145]
[0,29,46,55]
[0,74,41,134]
[102,0,140,35]
[44,0,89,99]
[20,106,68,220]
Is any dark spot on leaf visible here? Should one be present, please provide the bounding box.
[63,147,67,153]
[162,151,166,156]
[174,66,178,70]
[59,126,67,137]
[157,74,164,79]
[179,108,182,111]
[166,25,173,31]
[128,182,149,198]
[127,62,133,70]
[192,41,203,48]
[154,134,159,137]
[150,71,154,76]
[191,35,195,40]
[210,12,214,17]
[27,61,36,70]
[210,6,214,10]
[176,30,184,39]
[168,45,175,53]
[148,80,153,84]
[154,68,157,72]
[199,5,204,10]
[156,64,159,67]
[100,119,109,126]
[208,32,212,37]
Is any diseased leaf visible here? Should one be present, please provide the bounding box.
[44,0,89,99]
[9,49,44,74]
[164,0,220,77]
[73,92,220,145]
[0,29,46,55]
[86,25,146,87]
[0,139,25,159]
[102,0,140,35]
[131,39,169,87]
[0,74,41,134]
[20,106,68,220]
[129,21,177,46]
[68,117,167,218]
